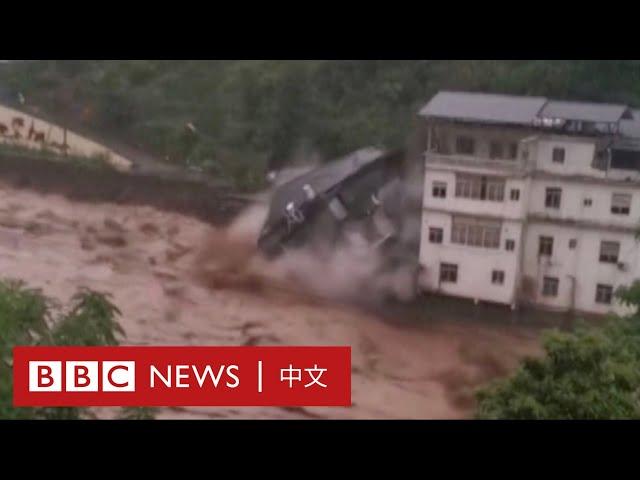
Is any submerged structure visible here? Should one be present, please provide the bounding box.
[418,91,640,315]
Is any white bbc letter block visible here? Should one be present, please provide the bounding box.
[102,361,136,392]
[29,361,62,392]
[65,361,99,392]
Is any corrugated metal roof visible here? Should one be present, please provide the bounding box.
[419,91,548,125]
[420,91,635,126]
[539,101,630,123]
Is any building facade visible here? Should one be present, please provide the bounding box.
[418,91,640,315]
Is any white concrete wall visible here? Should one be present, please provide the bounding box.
[528,180,640,229]
[420,123,640,316]
[423,169,529,220]
[0,103,132,172]
[419,209,524,305]
[534,136,600,177]
[431,124,531,159]
[522,222,639,315]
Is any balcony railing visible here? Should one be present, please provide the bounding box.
[425,151,529,172]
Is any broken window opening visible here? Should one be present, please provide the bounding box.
[328,196,348,221]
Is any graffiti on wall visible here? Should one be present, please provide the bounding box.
[0,116,70,153]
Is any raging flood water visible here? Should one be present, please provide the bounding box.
[0,180,550,419]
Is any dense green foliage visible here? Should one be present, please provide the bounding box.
[0,280,154,419]
[476,288,640,419]
[2,61,640,190]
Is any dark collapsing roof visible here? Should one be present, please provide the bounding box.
[419,91,636,128]
[264,147,385,226]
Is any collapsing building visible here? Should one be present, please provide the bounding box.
[258,147,421,295]
[418,91,640,315]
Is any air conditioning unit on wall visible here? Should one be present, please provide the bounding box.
[617,262,628,272]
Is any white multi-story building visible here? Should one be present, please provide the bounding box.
[418,91,640,315]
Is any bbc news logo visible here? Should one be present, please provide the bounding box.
[28,361,135,392]
[13,346,351,407]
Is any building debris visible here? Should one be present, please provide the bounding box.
[257,147,419,282]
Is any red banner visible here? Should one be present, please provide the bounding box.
[12,346,351,407]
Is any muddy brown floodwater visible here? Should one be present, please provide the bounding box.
[0,180,545,419]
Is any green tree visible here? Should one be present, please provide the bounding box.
[0,280,154,420]
[476,289,640,419]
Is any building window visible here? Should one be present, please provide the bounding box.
[508,143,518,160]
[584,198,593,207]
[595,284,613,305]
[599,241,620,264]
[542,276,559,297]
[451,217,501,249]
[569,239,577,249]
[455,136,475,155]
[455,174,505,202]
[492,270,505,285]
[440,263,458,283]
[486,178,505,201]
[456,175,482,199]
[432,182,447,198]
[611,193,631,215]
[510,189,520,201]
[489,141,503,159]
[552,147,565,164]
[505,239,515,251]
[539,236,553,256]
[429,227,443,244]
[545,187,562,209]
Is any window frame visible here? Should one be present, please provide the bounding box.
[439,263,458,284]
[545,187,562,209]
[599,241,620,264]
[491,270,505,285]
[552,147,565,164]
[542,276,559,297]
[539,236,554,256]
[451,217,501,249]
[432,181,447,198]
[611,193,631,216]
[455,174,505,202]
[595,284,613,304]
[428,227,443,244]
